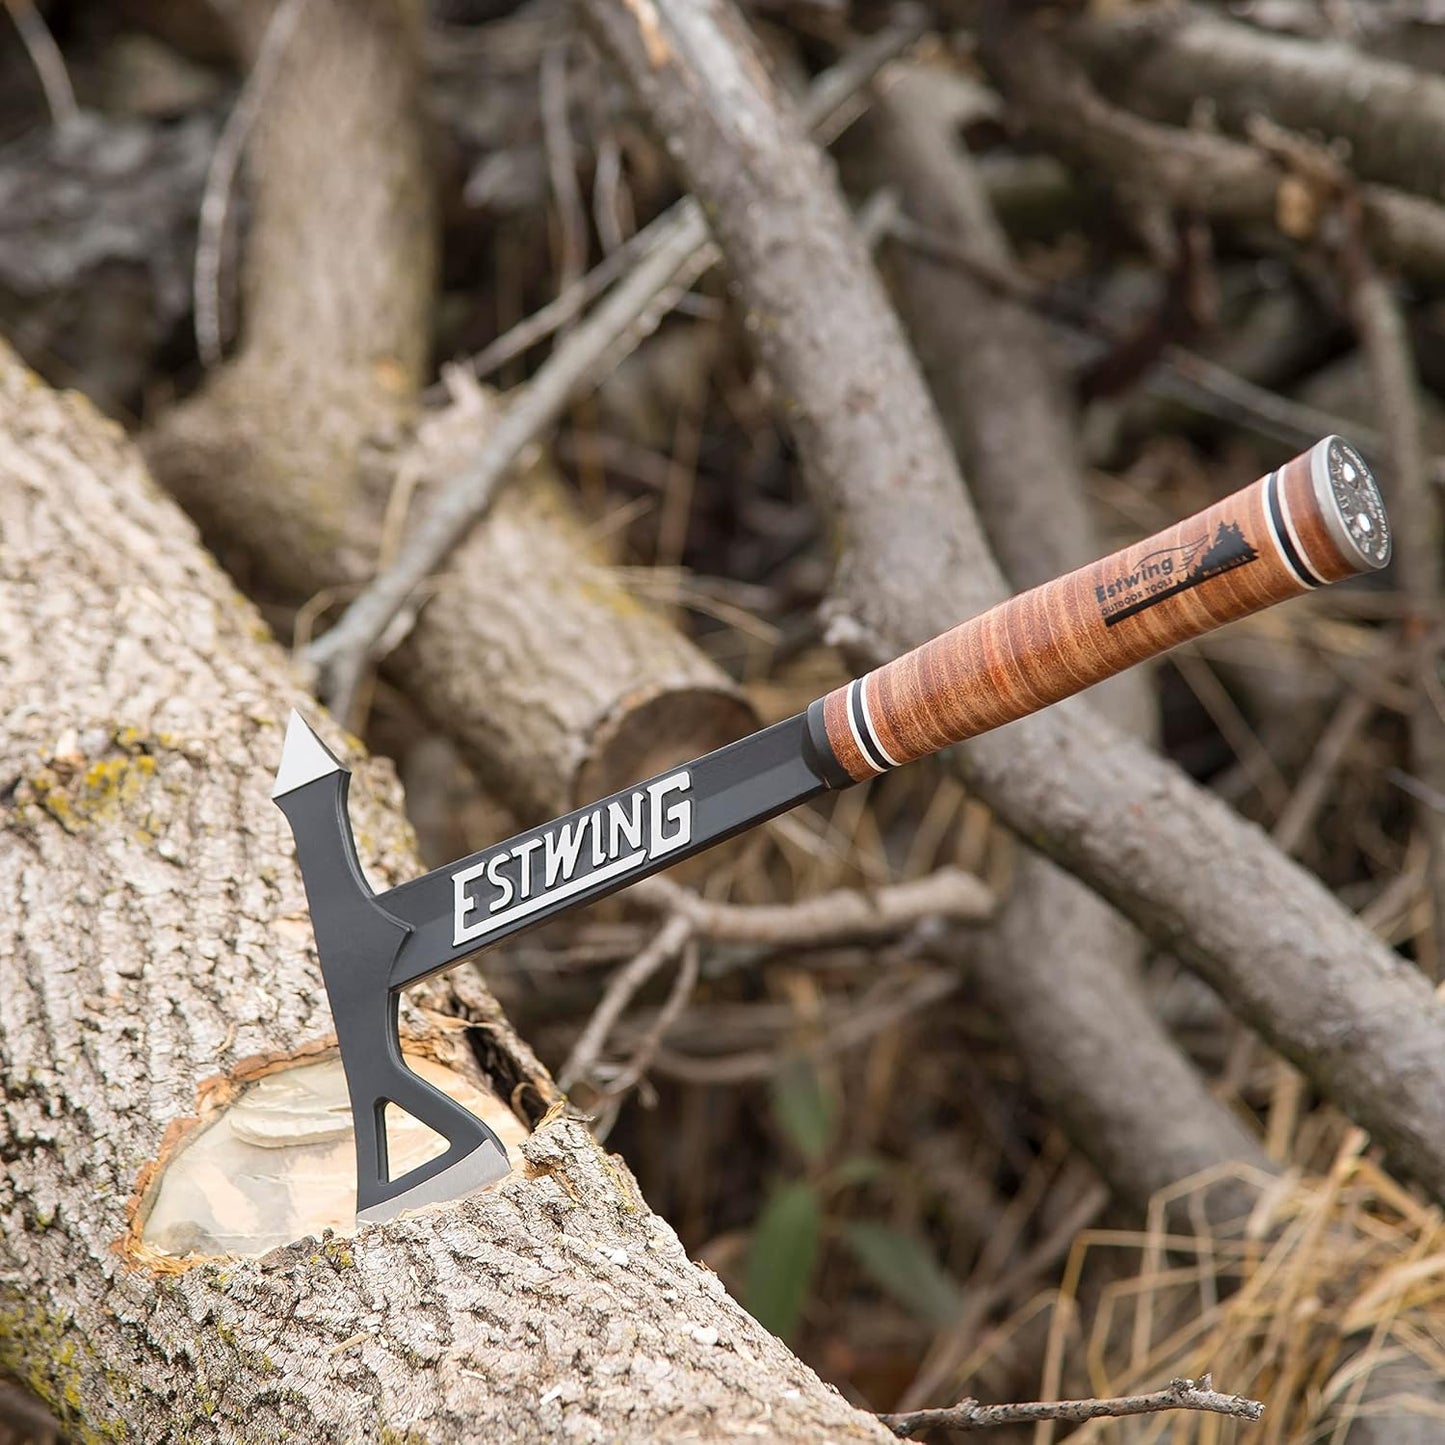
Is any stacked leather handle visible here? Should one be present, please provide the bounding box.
[810,436,1391,782]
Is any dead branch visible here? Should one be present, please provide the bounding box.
[883,210,1445,488]
[561,868,993,1092]
[1070,3,1445,203]
[633,868,993,944]
[307,202,716,714]
[582,0,1445,1205]
[880,1374,1264,1437]
[846,62,1275,1223]
[979,14,1445,285]
[560,913,693,1091]
[432,11,925,397]
[1342,220,1445,975]
[4,0,77,127]
[193,0,308,368]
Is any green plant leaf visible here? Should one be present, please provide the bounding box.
[746,1182,822,1342]
[826,1154,887,1190]
[770,1056,834,1165]
[843,1221,965,1326]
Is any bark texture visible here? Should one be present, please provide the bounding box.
[0,347,889,1441]
[581,0,1445,1204]
[141,0,753,822]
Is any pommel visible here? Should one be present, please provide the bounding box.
[1309,436,1392,575]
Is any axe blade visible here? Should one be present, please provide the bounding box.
[355,1136,511,1225]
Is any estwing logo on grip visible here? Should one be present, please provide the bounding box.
[1096,521,1260,627]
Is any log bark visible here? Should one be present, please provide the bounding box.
[1071,4,1445,205]
[141,0,753,822]
[0,342,889,1441]
[580,0,1445,1205]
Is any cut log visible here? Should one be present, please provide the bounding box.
[0,343,889,1440]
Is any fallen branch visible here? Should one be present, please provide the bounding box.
[1342,207,1445,974]
[979,13,1445,284]
[560,868,993,1092]
[880,1374,1264,1437]
[4,0,78,126]
[884,211,1445,487]
[1070,3,1445,203]
[848,67,1274,1226]
[307,204,716,714]
[633,868,993,945]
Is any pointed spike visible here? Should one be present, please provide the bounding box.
[271,710,347,799]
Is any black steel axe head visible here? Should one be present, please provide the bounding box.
[272,705,837,1223]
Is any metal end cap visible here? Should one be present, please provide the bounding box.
[1310,435,1392,573]
[271,710,347,799]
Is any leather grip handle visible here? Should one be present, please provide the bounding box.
[813,436,1391,783]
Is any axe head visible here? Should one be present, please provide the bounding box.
[273,711,511,1225]
[272,702,832,1220]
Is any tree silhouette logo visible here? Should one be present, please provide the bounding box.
[1097,517,1260,628]
[1189,521,1258,581]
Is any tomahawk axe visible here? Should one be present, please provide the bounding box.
[275,436,1391,1223]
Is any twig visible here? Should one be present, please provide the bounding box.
[651,969,959,1085]
[428,216,657,394]
[560,866,991,1094]
[434,10,926,392]
[632,868,993,944]
[879,1374,1264,1437]
[540,39,587,321]
[5,0,76,126]
[305,11,924,714]
[559,913,692,1092]
[308,210,715,715]
[602,939,699,1096]
[194,0,310,368]
[885,212,1445,486]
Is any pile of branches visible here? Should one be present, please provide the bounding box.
[3,0,1445,1440]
